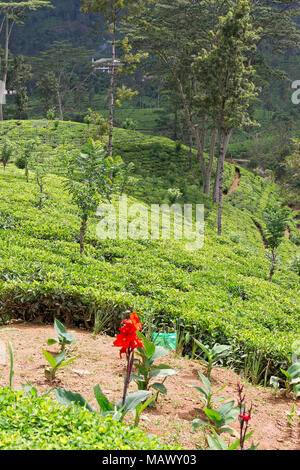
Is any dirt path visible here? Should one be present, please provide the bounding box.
[226,168,241,195]
[252,218,269,249]
[0,324,298,450]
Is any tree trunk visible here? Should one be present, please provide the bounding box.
[188,133,193,170]
[0,16,9,122]
[204,127,218,195]
[80,216,88,255]
[172,74,211,192]
[57,91,64,121]
[37,178,43,210]
[108,20,117,158]
[213,128,232,202]
[269,249,276,282]
[217,128,232,236]
[174,108,178,141]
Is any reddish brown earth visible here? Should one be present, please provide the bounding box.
[227,168,241,195]
[0,323,299,450]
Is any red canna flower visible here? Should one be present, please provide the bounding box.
[113,312,144,358]
[114,312,145,407]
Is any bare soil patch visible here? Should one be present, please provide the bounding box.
[227,168,241,195]
[0,323,298,450]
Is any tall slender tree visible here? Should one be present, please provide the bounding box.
[0,0,52,120]
[81,0,149,157]
[125,0,300,199]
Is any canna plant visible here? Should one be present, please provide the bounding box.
[192,400,239,436]
[205,428,257,450]
[132,332,179,400]
[237,383,255,450]
[42,349,78,382]
[194,339,231,379]
[286,404,296,426]
[55,313,153,426]
[55,385,151,426]
[190,370,227,409]
[47,319,76,352]
[270,362,300,398]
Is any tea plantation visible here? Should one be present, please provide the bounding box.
[0,121,299,378]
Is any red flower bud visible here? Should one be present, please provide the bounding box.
[239,414,251,421]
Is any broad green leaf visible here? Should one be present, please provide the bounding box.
[47,338,58,346]
[54,318,67,337]
[42,348,58,368]
[55,388,94,412]
[203,408,222,424]
[149,368,179,379]
[219,425,237,435]
[151,382,167,395]
[270,376,280,388]
[217,400,236,417]
[136,394,157,414]
[54,350,67,365]
[131,374,145,382]
[192,418,209,430]
[197,371,211,391]
[207,433,227,450]
[137,332,155,359]
[211,344,231,359]
[193,339,211,358]
[287,363,300,380]
[117,390,151,413]
[193,386,208,397]
[58,356,78,368]
[280,368,290,379]
[293,382,300,397]
[94,385,114,412]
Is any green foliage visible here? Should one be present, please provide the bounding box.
[192,400,239,436]
[190,371,226,409]
[0,388,177,450]
[61,138,117,254]
[205,429,257,450]
[46,108,56,121]
[0,139,14,170]
[264,205,290,250]
[16,139,36,182]
[122,118,137,130]
[0,121,299,381]
[47,318,76,352]
[133,333,178,398]
[290,254,300,276]
[193,340,231,379]
[264,204,291,281]
[55,385,151,424]
[37,72,59,113]
[42,348,78,382]
[84,108,110,142]
[270,363,300,398]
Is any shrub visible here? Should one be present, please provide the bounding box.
[15,155,26,170]
[290,254,300,276]
[0,388,177,450]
